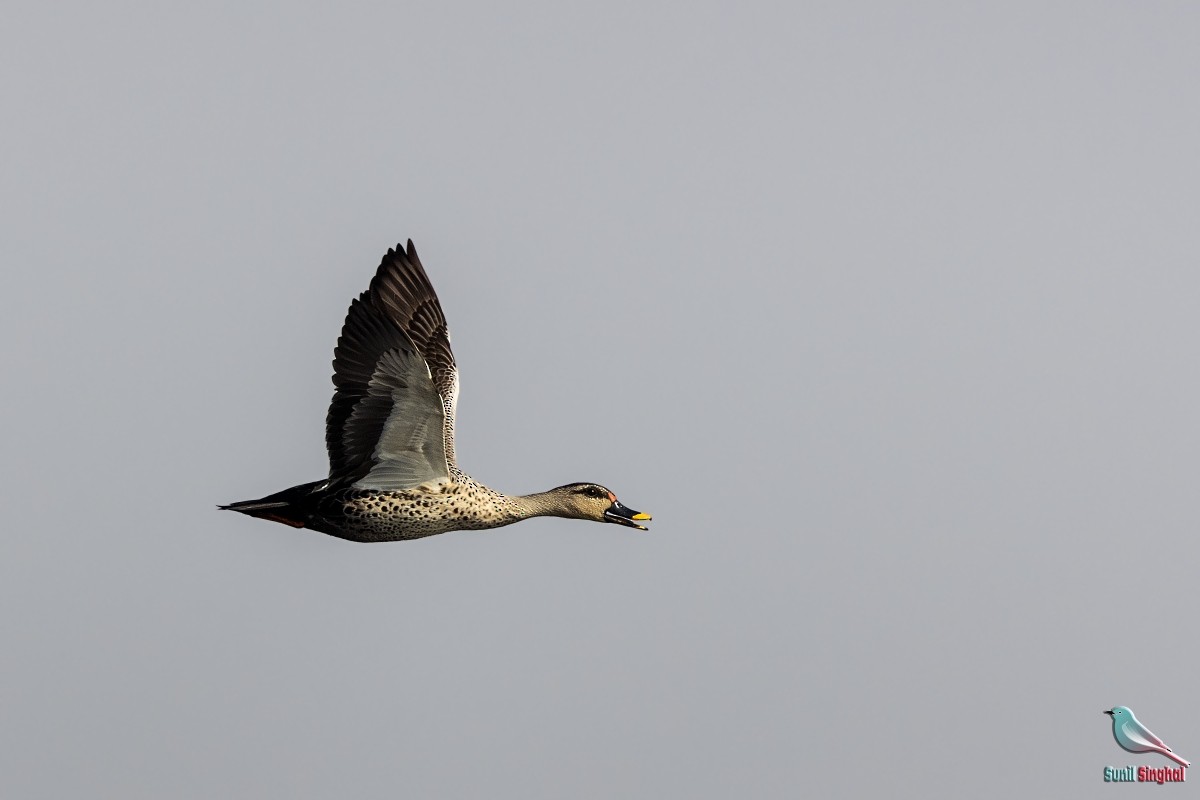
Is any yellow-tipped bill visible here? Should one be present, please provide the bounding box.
[604,500,652,531]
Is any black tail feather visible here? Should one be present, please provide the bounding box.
[220,480,326,529]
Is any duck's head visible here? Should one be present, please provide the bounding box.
[547,483,652,530]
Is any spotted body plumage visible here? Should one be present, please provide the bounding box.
[316,480,524,542]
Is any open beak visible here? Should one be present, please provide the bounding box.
[604,500,652,531]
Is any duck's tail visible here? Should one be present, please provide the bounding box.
[219,480,326,529]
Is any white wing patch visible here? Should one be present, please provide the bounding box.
[352,347,451,491]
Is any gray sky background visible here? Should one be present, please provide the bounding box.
[3,3,1198,797]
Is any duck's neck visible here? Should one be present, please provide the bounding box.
[457,476,564,525]
[508,490,567,520]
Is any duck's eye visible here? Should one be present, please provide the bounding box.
[588,487,603,498]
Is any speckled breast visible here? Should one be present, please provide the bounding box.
[315,480,521,542]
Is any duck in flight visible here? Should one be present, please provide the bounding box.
[222,240,650,542]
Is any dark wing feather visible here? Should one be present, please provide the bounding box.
[362,241,460,468]
[325,241,459,487]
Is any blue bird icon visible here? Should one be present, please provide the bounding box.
[1105,707,1190,767]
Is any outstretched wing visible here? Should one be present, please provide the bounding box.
[364,241,460,468]
[325,241,460,489]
